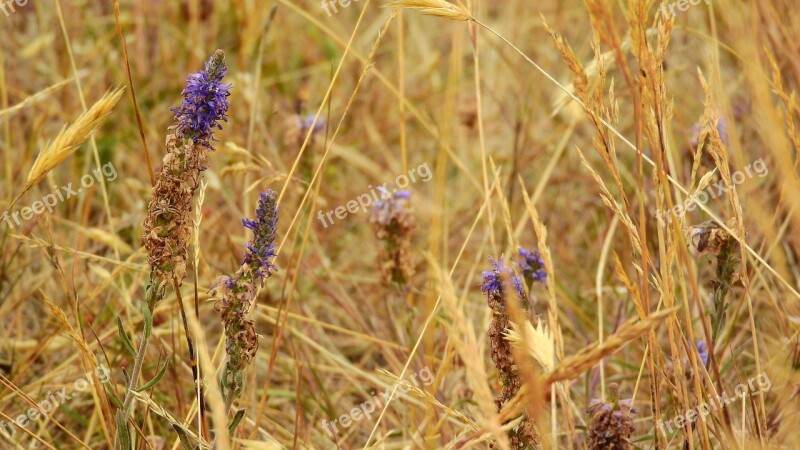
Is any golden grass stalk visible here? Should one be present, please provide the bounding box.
[383,0,471,21]
[11,88,125,209]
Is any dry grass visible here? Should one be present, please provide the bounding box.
[1,0,800,449]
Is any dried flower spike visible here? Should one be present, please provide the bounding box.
[370,190,416,291]
[143,50,231,287]
[118,50,232,449]
[586,391,637,450]
[482,257,540,448]
[686,220,737,257]
[687,220,741,340]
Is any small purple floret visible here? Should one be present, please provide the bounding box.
[697,341,709,367]
[302,114,325,134]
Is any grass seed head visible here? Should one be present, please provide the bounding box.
[384,0,472,21]
[26,88,124,187]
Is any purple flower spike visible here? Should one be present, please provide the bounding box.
[242,190,279,283]
[172,49,232,146]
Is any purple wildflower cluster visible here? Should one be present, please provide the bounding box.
[172,49,232,146]
[481,258,525,301]
[482,249,547,304]
[516,248,547,284]
[242,190,279,283]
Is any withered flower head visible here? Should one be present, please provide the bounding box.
[370,190,416,290]
[686,220,737,257]
[586,396,637,450]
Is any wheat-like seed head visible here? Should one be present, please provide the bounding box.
[544,307,677,386]
[384,0,472,21]
[506,319,556,372]
[26,88,125,187]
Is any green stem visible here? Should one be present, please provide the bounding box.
[120,324,151,416]
[711,240,739,341]
[116,274,162,447]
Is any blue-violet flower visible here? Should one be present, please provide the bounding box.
[172,49,232,146]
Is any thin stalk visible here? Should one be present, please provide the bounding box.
[174,283,200,412]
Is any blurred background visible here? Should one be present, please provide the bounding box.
[1,0,799,448]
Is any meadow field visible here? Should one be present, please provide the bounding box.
[1,0,799,448]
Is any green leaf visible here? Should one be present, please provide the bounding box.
[172,424,195,450]
[228,408,246,435]
[140,303,153,339]
[115,410,132,450]
[116,318,136,357]
[134,361,169,393]
[105,383,123,408]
